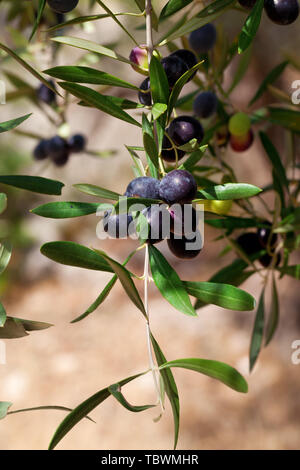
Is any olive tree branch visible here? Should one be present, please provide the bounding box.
[144,0,164,415]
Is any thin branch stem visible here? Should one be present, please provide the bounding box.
[145,0,154,61]
[144,1,164,414]
[144,244,164,413]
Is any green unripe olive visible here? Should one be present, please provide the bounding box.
[228,112,251,137]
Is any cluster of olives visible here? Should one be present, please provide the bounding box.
[104,170,202,259]
[236,222,281,267]
[133,23,219,164]
[239,0,299,25]
[33,134,86,166]
[137,48,198,107]
[46,0,79,14]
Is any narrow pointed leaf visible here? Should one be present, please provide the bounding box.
[145,57,168,147]
[0,42,58,94]
[168,61,203,117]
[134,0,144,11]
[142,114,158,178]
[152,103,168,120]
[52,36,132,64]
[0,402,12,420]
[31,202,106,219]
[78,96,142,110]
[0,175,64,195]
[48,373,145,450]
[238,0,264,54]
[74,184,120,200]
[95,0,138,44]
[46,14,110,32]
[0,240,12,274]
[268,107,300,133]
[160,358,248,393]
[143,133,159,169]
[0,114,31,133]
[277,264,300,279]
[6,406,95,423]
[195,183,261,201]
[71,275,117,323]
[71,250,137,323]
[160,0,235,43]
[41,241,114,273]
[0,317,27,339]
[93,250,146,317]
[44,66,138,90]
[0,317,52,339]
[149,55,169,105]
[259,132,289,190]
[184,281,256,311]
[108,383,155,412]
[205,216,262,233]
[265,275,279,346]
[228,45,252,94]
[249,289,265,371]
[194,257,259,310]
[0,301,7,327]
[30,0,46,41]
[148,245,197,316]
[59,82,141,127]
[160,0,193,19]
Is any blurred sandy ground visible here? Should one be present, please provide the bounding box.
[0,1,300,450]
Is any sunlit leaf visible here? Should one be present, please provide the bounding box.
[149,245,197,316]
[41,241,114,273]
[52,36,132,64]
[32,201,106,219]
[184,281,256,311]
[195,183,261,201]
[74,183,120,200]
[238,0,264,54]
[0,175,64,195]
[160,358,248,393]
